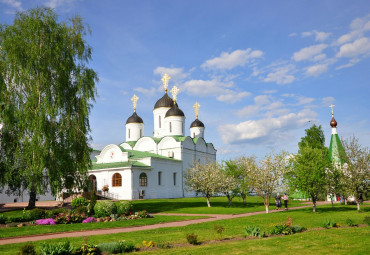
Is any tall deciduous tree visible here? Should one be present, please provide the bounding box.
[340,136,370,211]
[287,125,331,212]
[0,8,97,208]
[249,151,287,213]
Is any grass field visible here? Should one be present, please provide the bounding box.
[0,203,368,254]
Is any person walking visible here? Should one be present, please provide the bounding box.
[275,193,282,210]
[283,193,289,210]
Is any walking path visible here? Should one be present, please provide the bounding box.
[0,202,330,245]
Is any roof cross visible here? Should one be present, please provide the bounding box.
[170,86,179,103]
[193,102,200,119]
[161,73,171,93]
[329,104,335,116]
[131,94,139,112]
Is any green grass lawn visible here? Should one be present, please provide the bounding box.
[0,204,368,254]
[132,196,306,214]
[0,215,206,238]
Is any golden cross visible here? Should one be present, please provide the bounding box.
[131,94,139,112]
[329,104,335,116]
[161,73,171,93]
[193,102,200,119]
[170,86,179,103]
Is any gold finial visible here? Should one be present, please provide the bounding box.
[193,102,200,119]
[161,73,171,93]
[170,86,179,103]
[329,104,335,116]
[131,94,139,112]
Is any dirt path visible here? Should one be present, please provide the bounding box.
[0,202,330,246]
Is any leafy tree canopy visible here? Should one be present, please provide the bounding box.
[298,124,325,150]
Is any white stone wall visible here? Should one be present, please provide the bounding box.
[153,108,170,137]
[126,123,144,142]
[95,144,128,164]
[164,116,185,136]
[0,185,55,204]
[190,127,204,138]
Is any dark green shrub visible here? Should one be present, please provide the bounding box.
[40,241,74,255]
[291,225,306,233]
[363,216,370,226]
[46,208,69,218]
[323,219,337,228]
[94,200,117,217]
[73,206,89,215]
[0,214,7,224]
[7,216,24,223]
[75,243,101,255]
[29,208,46,220]
[345,218,358,227]
[156,241,171,249]
[115,200,133,215]
[186,233,199,245]
[71,197,89,208]
[17,243,37,255]
[245,225,265,238]
[88,189,97,216]
[98,240,135,254]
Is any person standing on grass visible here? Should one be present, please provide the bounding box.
[283,193,289,210]
[275,193,282,210]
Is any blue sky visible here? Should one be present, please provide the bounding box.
[1,0,370,160]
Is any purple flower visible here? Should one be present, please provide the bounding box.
[82,217,97,223]
[36,218,56,225]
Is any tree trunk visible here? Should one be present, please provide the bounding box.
[312,200,317,213]
[331,200,334,208]
[28,186,37,209]
[265,205,269,213]
[206,196,211,207]
[226,194,232,206]
[242,195,246,205]
[357,201,360,211]
[344,198,347,205]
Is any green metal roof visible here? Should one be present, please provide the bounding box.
[128,149,180,161]
[90,161,149,170]
[328,134,345,164]
[125,141,137,147]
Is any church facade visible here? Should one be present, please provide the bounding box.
[88,74,217,200]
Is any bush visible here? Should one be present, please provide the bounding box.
[245,225,265,238]
[40,241,74,255]
[291,225,306,233]
[55,212,87,224]
[36,218,56,225]
[345,218,358,227]
[94,200,117,217]
[115,201,133,215]
[17,243,37,255]
[156,241,171,249]
[0,214,7,224]
[142,240,155,248]
[98,240,135,254]
[88,189,97,216]
[46,208,69,219]
[75,243,101,255]
[213,224,225,239]
[323,219,337,228]
[363,216,370,226]
[73,206,89,215]
[186,233,199,245]
[71,197,89,209]
[270,216,294,235]
[29,208,46,220]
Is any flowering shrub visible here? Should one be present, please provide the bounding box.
[102,185,109,192]
[71,197,89,208]
[115,201,133,215]
[55,212,87,224]
[36,218,56,225]
[94,200,117,217]
[82,217,97,223]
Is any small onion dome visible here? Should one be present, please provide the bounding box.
[190,119,204,128]
[165,104,185,117]
[126,112,144,124]
[154,93,178,109]
[330,116,337,128]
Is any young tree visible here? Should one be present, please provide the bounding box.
[185,161,228,207]
[341,136,370,211]
[249,151,287,213]
[287,125,331,212]
[0,8,97,208]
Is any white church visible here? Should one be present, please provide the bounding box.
[88,74,217,200]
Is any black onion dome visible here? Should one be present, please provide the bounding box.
[154,93,177,109]
[190,119,205,128]
[126,112,144,124]
[165,104,185,117]
[330,116,337,128]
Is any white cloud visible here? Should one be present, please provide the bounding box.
[1,0,23,11]
[301,30,331,42]
[217,91,251,103]
[321,97,335,106]
[336,58,360,70]
[292,44,328,62]
[219,109,317,144]
[289,33,297,37]
[43,0,78,9]
[336,37,370,58]
[263,65,295,84]
[153,66,189,81]
[133,87,157,97]
[201,48,263,70]
[305,64,328,77]
[254,95,271,105]
[236,105,260,118]
[336,15,370,45]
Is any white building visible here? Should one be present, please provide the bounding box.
[89,74,216,200]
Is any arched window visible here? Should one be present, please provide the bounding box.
[159,115,161,128]
[89,175,97,191]
[139,173,147,187]
[158,171,162,185]
[112,173,122,187]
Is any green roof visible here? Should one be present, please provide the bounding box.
[329,134,345,164]
[128,149,180,161]
[90,161,149,170]
[125,141,137,147]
